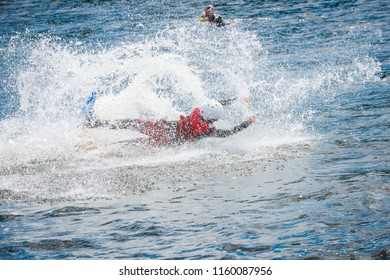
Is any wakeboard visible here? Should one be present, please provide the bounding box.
[78,91,96,127]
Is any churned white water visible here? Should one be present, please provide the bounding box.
[0,0,388,260]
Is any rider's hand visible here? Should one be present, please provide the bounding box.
[242,96,252,104]
[247,115,256,124]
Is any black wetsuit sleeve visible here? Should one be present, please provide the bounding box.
[205,120,252,138]
[218,97,238,106]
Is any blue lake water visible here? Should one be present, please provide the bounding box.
[0,0,389,260]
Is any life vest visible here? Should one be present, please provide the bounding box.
[200,12,218,22]
[177,108,211,142]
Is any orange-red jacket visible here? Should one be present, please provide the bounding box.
[177,108,211,142]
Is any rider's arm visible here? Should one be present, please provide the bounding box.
[218,97,238,106]
[218,96,251,106]
[205,116,256,138]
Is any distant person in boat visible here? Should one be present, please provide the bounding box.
[200,4,227,27]
[82,96,255,147]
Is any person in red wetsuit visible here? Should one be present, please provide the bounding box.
[84,98,256,147]
[200,4,227,27]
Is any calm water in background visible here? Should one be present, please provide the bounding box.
[0,0,389,260]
